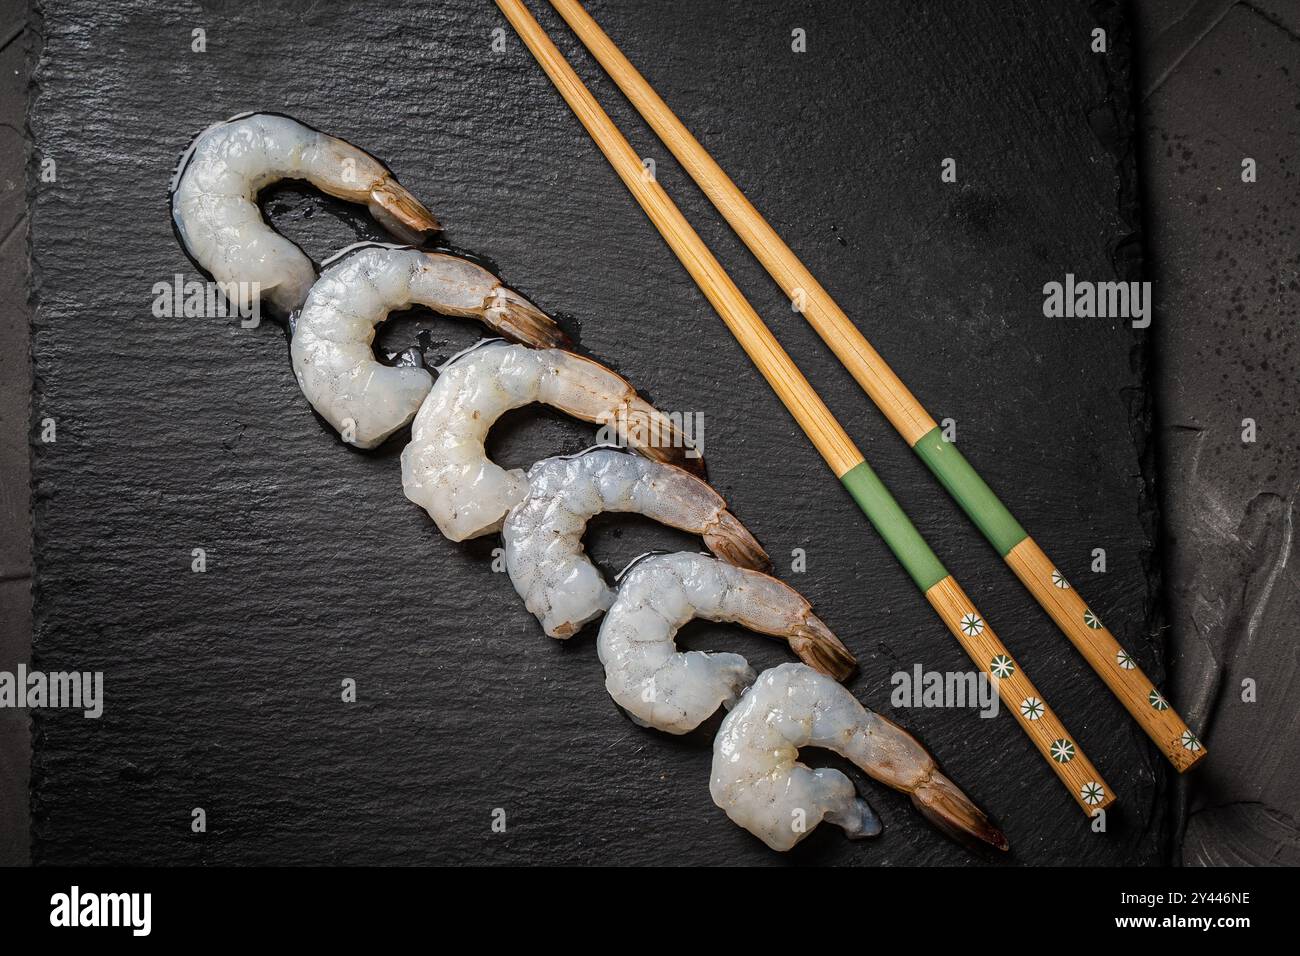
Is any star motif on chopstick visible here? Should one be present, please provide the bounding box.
[1116,649,1136,670]
[1050,738,1076,763]
[1180,730,1202,752]
[1019,697,1045,721]
[1080,781,1107,806]
[1083,608,1103,630]
[989,654,1015,680]
[1149,690,1169,711]
[958,612,985,637]
[1051,569,1070,590]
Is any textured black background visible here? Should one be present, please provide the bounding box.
[25,0,1167,865]
[1137,0,1299,865]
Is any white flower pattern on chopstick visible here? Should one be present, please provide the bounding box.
[1050,738,1076,763]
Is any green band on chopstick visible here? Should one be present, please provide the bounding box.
[840,461,949,592]
[913,426,1028,556]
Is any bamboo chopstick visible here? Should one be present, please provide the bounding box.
[496,0,1114,815]
[547,0,1205,772]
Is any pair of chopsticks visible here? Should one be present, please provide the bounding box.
[497,0,1203,811]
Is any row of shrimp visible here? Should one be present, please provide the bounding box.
[171,112,1007,854]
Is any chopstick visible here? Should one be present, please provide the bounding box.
[546,0,1205,773]
[495,0,1114,815]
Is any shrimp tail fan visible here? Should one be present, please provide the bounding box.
[702,510,770,572]
[368,179,442,238]
[788,616,856,682]
[910,769,1009,852]
[621,397,707,478]
[488,287,571,349]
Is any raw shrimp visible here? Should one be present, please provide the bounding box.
[401,340,703,540]
[171,112,441,314]
[597,552,855,734]
[292,246,566,449]
[711,662,1007,852]
[502,448,768,638]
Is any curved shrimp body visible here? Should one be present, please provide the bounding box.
[597,553,856,734]
[711,663,1007,852]
[502,449,769,638]
[401,341,703,541]
[291,247,565,449]
[171,112,441,314]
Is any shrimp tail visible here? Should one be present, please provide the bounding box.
[622,397,707,478]
[484,287,571,349]
[788,615,857,681]
[909,769,1009,852]
[702,510,770,572]
[368,177,442,240]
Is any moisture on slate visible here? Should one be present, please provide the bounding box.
[1135,0,1300,866]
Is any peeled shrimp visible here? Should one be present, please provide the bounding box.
[401,340,703,540]
[171,112,441,314]
[597,553,855,734]
[711,662,1007,852]
[292,246,565,449]
[502,448,768,638]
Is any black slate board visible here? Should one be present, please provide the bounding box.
[30,0,1165,865]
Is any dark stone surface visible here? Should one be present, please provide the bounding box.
[0,0,32,867]
[26,0,1164,864]
[1134,0,1300,866]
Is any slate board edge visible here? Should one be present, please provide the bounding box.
[1091,0,1174,853]
[26,0,51,865]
